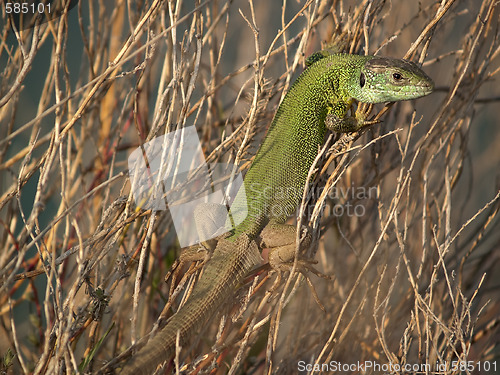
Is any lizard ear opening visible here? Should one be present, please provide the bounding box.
[359,72,365,88]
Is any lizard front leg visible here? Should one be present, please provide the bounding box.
[325,100,376,133]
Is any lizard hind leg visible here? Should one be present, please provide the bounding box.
[260,222,334,312]
[259,222,311,271]
[165,202,230,294]
[259,222,333,278]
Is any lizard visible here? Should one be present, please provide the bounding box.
[118,51,434,374]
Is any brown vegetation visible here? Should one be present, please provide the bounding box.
[0,0,499,374]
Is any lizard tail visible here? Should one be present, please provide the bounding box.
[120,235,261,375]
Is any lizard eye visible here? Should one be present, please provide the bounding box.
[393,72,402,80]
[359,72,365,88]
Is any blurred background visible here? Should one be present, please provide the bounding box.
[0,0,499,373]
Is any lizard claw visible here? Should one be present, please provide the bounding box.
[164,245,210,298]
[164,231,232,290]
[270,257,335,313]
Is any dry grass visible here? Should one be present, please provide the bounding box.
[0,0,499,374]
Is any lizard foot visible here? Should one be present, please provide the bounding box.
[325,102,380,132]
[270,257,334,313]
[165,229,232,295]
[164,244,211,299]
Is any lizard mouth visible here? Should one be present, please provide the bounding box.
[400,78,435,99]
[366,81,435,102]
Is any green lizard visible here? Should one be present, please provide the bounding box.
[119,52,433,374]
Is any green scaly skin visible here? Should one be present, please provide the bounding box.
[119,53,433,374]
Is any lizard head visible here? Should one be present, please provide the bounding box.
[350,57,434,103]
